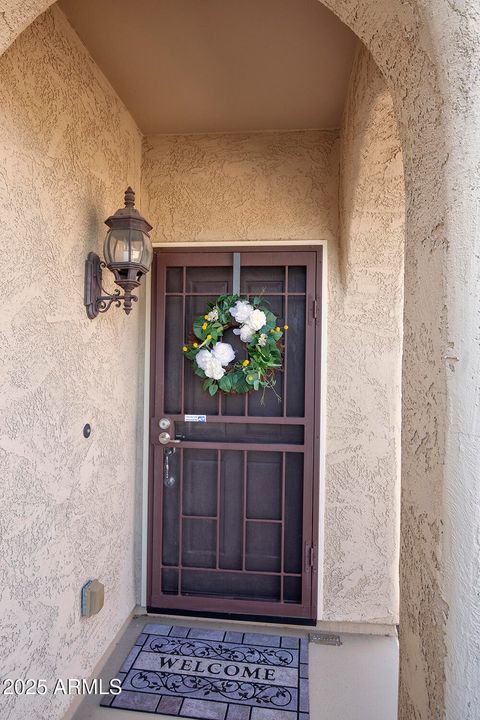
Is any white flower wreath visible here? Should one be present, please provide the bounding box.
[182,294,287,396]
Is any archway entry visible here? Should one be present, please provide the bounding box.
[1,0,469,718]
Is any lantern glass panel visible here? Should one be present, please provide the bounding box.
[104,228,152,268]
[140,232,153,269]
[130,230,153,268]
[104,228,130,264]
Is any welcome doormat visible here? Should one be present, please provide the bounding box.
[102,623,309,719]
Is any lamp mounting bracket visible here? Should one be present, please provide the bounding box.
[84,252,138,319]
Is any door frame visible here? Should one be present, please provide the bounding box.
[141,241,328,623]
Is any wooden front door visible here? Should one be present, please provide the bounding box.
[148,248,322,622]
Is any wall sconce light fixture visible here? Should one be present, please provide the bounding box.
[84,187,153,318]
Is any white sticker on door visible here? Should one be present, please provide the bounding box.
[184,414,207,422]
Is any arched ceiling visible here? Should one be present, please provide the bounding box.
[59,0,357,134]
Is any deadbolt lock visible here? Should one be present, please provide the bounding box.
[159,417,171,430]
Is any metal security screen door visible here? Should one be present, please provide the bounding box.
[148,248,322,621]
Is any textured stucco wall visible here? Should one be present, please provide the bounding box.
[142,126,404,625]
[0,8,145,719]
[322,45,404,623]
[2,0,480,718]
[142,131,339,243]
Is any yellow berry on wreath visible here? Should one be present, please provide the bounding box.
[193,342,198,348]
[202,322,208,330]
[207,334,212,340]
[182,346,188,352]
[243,359,250,367]
[284,325,289,330]
[248,375,253,381]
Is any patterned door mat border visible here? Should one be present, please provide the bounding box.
[101,623,309,719]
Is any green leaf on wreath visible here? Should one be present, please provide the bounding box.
[219,375,232,392]
[193,320,205,340]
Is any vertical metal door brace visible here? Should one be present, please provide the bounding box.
[305,543,314,570]
[233,252,241,295]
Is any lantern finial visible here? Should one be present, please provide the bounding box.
[124,186,135,208]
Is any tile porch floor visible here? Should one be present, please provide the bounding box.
[72,615,398,720]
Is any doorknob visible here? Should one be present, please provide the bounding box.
[158,431,180,445]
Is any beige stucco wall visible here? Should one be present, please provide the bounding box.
[0,7,145,719]
[1,0,480,718]
[323,45,404,623]
[142,131,339,243]
[142,119,404,624]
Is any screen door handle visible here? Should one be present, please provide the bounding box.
[158,431,181,445]
[163,447,176,487]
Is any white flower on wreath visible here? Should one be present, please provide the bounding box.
[258,333,267,347]
[212,342,235,367]
[247,309,267,332]
[203,355,225,380]
[229,300,253,324]
[233,324,255,343]
[207,307,218,322]
[195,349,212,370]
[195,348,226,379]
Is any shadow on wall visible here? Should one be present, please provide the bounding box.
[339,43,405,287]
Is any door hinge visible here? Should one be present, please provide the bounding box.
[305,543,317,572]
[312,299,318,319]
